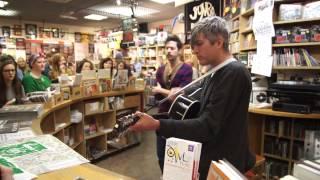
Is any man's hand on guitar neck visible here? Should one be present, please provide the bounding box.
[129,111,160,132]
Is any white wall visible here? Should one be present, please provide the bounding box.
[148,18,185,34]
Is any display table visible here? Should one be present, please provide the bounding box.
[37,164,134,180]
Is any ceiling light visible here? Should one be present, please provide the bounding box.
[116,0,121,6]
[84,14,108,21]
[149,0,174,4]
[103,6,159,17]
[60,15,78,20]
[0,9,18,16]
[0,1,8,8]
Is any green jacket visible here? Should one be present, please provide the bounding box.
[22,73,51,93]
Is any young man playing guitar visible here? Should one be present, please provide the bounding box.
[130,16,255,179]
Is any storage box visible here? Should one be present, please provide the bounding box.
[61,87,71,100]
[85,101,103,115]
[71,86,82,99]
[124,95,140,108]
[43,97,55,109]
[54,93,64,105]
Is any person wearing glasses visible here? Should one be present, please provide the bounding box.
[0,55,25,108]
[22,54,51,93]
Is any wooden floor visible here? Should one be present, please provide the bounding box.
[94,131,162,180]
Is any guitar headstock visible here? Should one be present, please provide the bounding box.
[109,114,140,139]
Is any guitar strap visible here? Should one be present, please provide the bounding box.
[163,62,183,89]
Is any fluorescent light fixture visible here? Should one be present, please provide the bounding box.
[103,6,159,17]
[116,0,121,6]
[60,15,78,20]
[84,14,108,21]
[0,1,8,8]
[0,9,18,16]
[150,0,174,4]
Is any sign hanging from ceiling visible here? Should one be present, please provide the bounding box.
[184,0,221,40]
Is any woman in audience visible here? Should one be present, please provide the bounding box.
[22,54,51,93]
[76,59,94,73]
[17,57,30,76]
[49,53,73,82]
[0,55,25,108]
[99,57,115,78]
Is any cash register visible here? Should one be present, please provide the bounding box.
[267,81,320,114]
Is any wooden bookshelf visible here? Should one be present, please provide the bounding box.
[264,153,291,162]
[240,28,253,34]
[32,89,144,161]
[272,66,320,70]
[272,42,320,47]
[249,108,320,119]
[230,28,240,33]
[240,47,257,51]
[274,18,320,25]
[242,8,254,17]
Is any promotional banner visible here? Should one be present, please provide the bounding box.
[184,0,221,42]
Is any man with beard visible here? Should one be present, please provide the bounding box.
[151,35,193,172]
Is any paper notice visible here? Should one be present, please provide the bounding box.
[257,37,272,56]
[251,55,273,77]
[253,0,275,40]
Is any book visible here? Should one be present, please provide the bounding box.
[207,159,247,180]
[293,160,320,180]
[163,137,202,180]
[0,104,44,122]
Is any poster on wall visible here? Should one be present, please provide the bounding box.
[2,26,11,37]
[52,28,59,38]
[25,24,37,38]
[74,42,88,62]
[13,25,22,36]
[15,38,26,50]
[184,0,221,42]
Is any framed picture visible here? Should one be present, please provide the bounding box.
[2,26,10,37]
[25,24,37,38]
[13,25,22,36]
[75,32,81,42]
[52,28,59,38]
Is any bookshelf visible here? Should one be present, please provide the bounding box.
[32,89,144,161]
[129,44,164,69]
[248,107,320,178]
[235,0,320,71]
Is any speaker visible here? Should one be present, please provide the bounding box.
[139,23,148,33]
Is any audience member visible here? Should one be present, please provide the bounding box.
[0,55,25,108]
[22,54,51,93]
[76,59,94,73]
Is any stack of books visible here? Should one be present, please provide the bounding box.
[163,137,202,180]
[293,159,320,180]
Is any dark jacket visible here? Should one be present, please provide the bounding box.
[158,61,255,179]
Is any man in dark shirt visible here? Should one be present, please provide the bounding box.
[130,16,255,179]
[152,35,193,172]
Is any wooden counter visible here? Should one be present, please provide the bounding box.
[37,164,134,180]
